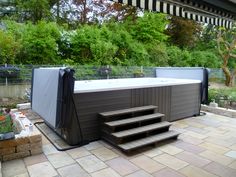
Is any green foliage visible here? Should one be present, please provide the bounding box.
[127,12,168,43]
[20,21,60,64]
[0,113,13,134]
[16,0,51,23]
[0,30,21,64]
[208,88,236,106]
[189,51,221,68]
[166,46,190,66]
[90,41,118,65]
[145,43,169,66]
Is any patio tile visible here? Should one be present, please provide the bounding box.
[47,152,75,168]
[199,142,230,154]
[180,165,218,177]
[130,155,165,173]
[172,122,189,128]
[43,144,59,155]
[228,160,236,169]
[204,162,236,177]
[182,131,208,139]
[84,141,103,151]
[67,147,91,159]
[199,150,234,165]
[159,145,183,155]
[175,151,211,168]
[170,126,187,133]
[98,140,113,149]
[152,167,186,177]
[91,168,121,177]
[204,137,235,147]
[226,137,236,144]
[76,154,107,173]
[27,161,58,177]
[174,141,206,154]
[183,120,207,128]
[42,135,51,145]
[225,151,236,159]
[126,170,153,177]
[12,174,29,177]
[204,127,228,137]
[106,157,139,176]
[178,134,203,145]
[91,147,118,161]
[153,153,188,170]
[229,143,236,150]
[185,126,209,134]
[24,154,48,166]
[195,118,221,127]
[57,163,90,177]
[143,148,163,158]
[2,159,28,177]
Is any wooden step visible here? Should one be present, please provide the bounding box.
[118,130,180,151]
[104,113,164,128]
[111,121,171,138]
[99,105,157,118]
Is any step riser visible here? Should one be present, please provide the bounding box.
[102,110,156,122]
[99,105,158,118]
[103,126,170,144]
[104,117,163,133]
[99,105,179,153]
[103,133,179,152]
[120,134,179,152]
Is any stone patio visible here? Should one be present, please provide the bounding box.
[2,111,236,177]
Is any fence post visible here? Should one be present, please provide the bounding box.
[5,63,8,86]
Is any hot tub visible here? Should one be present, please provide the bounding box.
[74,77,200,93]
[32,68,201,145]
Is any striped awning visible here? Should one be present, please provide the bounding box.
[111,0,235,28]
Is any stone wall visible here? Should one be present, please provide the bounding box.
[201,104,236,118]
[0,122,42,161]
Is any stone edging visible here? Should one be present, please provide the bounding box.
[201,104,236,118]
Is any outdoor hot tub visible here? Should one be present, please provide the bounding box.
[32,68,202,145]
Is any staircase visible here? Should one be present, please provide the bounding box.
[99,105,180,153]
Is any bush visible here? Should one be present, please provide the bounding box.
[0,30,21,64]
[20,21,60,64]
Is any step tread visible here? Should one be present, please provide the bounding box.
[105,113,164,127]
[111,121,171,138]
[118,130,180,151]
[99,105,157,117]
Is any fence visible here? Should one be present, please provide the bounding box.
[0,65,231,98]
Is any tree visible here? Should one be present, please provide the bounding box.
[0,30,21,64]
[127,12,168,44]
[15,0,51,23]
[20,21,60,64]
[217,27,236,86]
[166,16,202,48]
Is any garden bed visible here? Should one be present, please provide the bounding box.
[0,112,42,161]
[208,82,236,110]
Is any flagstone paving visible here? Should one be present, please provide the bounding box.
[3,112,236,177]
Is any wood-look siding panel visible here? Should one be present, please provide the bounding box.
[75,90,131,141]
[171,84,201,121]
[131,87,171,121]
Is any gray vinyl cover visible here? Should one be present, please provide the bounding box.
[155,67,209,104]
[31,68,63,128]
[156,67,205,81]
